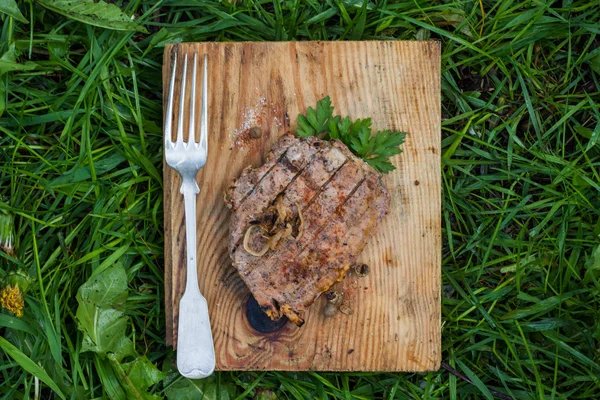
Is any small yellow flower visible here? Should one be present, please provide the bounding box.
[0,285,24,318]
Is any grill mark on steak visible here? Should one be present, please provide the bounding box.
[289,162,365,252]
[241,162,364,276]
[229,141,337,255]
[231,146,349,274]
[231,152,289,210]
[227,134,297,210]
[302,161,349,211]
[273,176,378,308]
[291,176,390,308]
[228,138,321,253]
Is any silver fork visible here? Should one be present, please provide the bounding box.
[164,51,215,379]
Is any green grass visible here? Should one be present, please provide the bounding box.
[1,0,600,398]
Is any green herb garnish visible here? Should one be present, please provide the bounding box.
[297,96,406,174]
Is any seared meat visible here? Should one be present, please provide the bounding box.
[225,134,390,325]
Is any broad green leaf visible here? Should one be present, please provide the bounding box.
[75,262,164,399]
[109,355,166,400]
[0,337,66,399]
[37,0,149,33]
[76,262,133,358]
[78,262,128,308]
[0,0,28,23]
[121,357,166,391]
[77,304,134,358]
[165,375,236,400]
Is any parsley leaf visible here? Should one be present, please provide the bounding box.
[297,96,337,137]
[296,96,406,173]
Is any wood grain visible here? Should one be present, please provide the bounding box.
[163,41,441,371]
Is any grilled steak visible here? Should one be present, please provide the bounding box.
[225,134,391,326]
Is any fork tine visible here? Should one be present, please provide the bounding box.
[165,52,177,146]
[189,53,198,146]
[200,54,208,151]
[176,54,188,145]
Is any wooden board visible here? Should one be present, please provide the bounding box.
[163,41,441,371]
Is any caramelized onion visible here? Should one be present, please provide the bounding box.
[268,223,293,250]
[243,225,269,257]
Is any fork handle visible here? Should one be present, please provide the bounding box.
[177,179,215,379]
